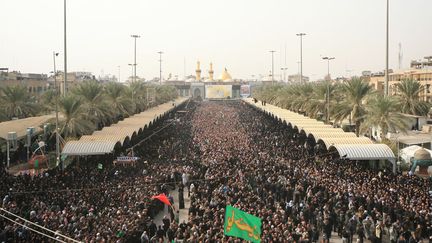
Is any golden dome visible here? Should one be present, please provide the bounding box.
[414,148,431,161]
[219,68,232,81]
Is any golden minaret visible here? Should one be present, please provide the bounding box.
[196,61,201,81]
[209,62,214,81]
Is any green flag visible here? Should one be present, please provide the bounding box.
[97,163,103,170]
[34,159,39,169]
[224,205,261,243]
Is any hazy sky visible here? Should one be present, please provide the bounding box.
[2,0,431,81]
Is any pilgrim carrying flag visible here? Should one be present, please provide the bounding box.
[224,205,262,243]
[151,194,171,206]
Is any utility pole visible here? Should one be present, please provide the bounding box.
[281,67,288,82]
[322,57,335,80]
[296,33,306,83]
[53,52,60,167]
[269,50,276,85]
[63,0,67,95]
[158,51,163,84]
[322,57,335,124]
[384,0,390,96]
[128,64,134,82]
[131,35,140,82]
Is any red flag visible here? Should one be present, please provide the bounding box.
[151,194,171,206]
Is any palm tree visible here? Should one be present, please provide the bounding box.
[0,85,38,119]
[56,95,95,139]
[288,83,314,114]
[360,95,411,140]
[253,85,282,103]
[305,82,340,120]
[126,80,148,112]
[39,89,57,114]
[71,81,111,126]
[155,85,178,104]
[395,79,430,116]
[332,78,373,136]
[104,82,134,119]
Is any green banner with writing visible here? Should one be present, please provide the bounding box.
[224,205,261,243]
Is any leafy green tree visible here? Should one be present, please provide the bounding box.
[56,95,95,139]
[71,81,111,126]
[360,95,411,140]
[332,78,373,136]
[304,81,340,121]
[0,85,38,119]
[395,79,430,116]
[126,80,147,112]
[104,82,134,119]
[155,85,178,104]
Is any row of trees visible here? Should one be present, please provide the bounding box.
[0,81,178,139]
[254,78,431,138]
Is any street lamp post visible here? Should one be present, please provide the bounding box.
[322,57,335,124]
[269,50,276,85]
[385,0,390,96]
[281,67,288,82]
[117,65,121,82]
[128,64,134,82]
[322,57,335,80]
[296,33,306,83]
[158,51,163,84]
[131,35,140,82]
[53,52,60,167]
[63,0,67,95]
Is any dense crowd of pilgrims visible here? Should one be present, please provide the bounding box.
[0,100,431,242]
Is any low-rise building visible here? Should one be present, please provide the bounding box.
[288,74,309,83]
[0,71,51,95]
[365,69,432,101]
[364,56,432,101]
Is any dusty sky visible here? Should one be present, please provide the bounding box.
[1,0,431,81]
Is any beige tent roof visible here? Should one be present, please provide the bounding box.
[301,127,345,136]
[308,132,357,141]
[247,99,396,164]
[62,141,119,156]
[0,115,55,140]
[62,98,187,155]
[318,137,373,149]
[330,144,395,161]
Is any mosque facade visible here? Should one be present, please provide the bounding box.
[164,61,254,99]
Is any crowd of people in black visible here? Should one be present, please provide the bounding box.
[1,100,431,242]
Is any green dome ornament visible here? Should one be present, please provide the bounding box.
[410,148,432,175]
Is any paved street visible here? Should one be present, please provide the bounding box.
[154,186,191,226]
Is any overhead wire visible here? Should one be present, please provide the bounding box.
[0,212,68,243]
[7,175,234,195]
[0,208,81,243]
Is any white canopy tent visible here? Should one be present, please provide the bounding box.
[330,144,396,172]
[62,98,187,156]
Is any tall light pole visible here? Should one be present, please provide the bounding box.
[131,35,140,82]
[269,50,276,85]
[281,67,288,82]
[158,51,163,84]
[128,64,134,82]
[63,0,67,95]
[322,57,335,124]
[384,0,390,96]
[322,57,335,80]
[117,65,121,82]
[296,33,306,83]
[53,52,60,167]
